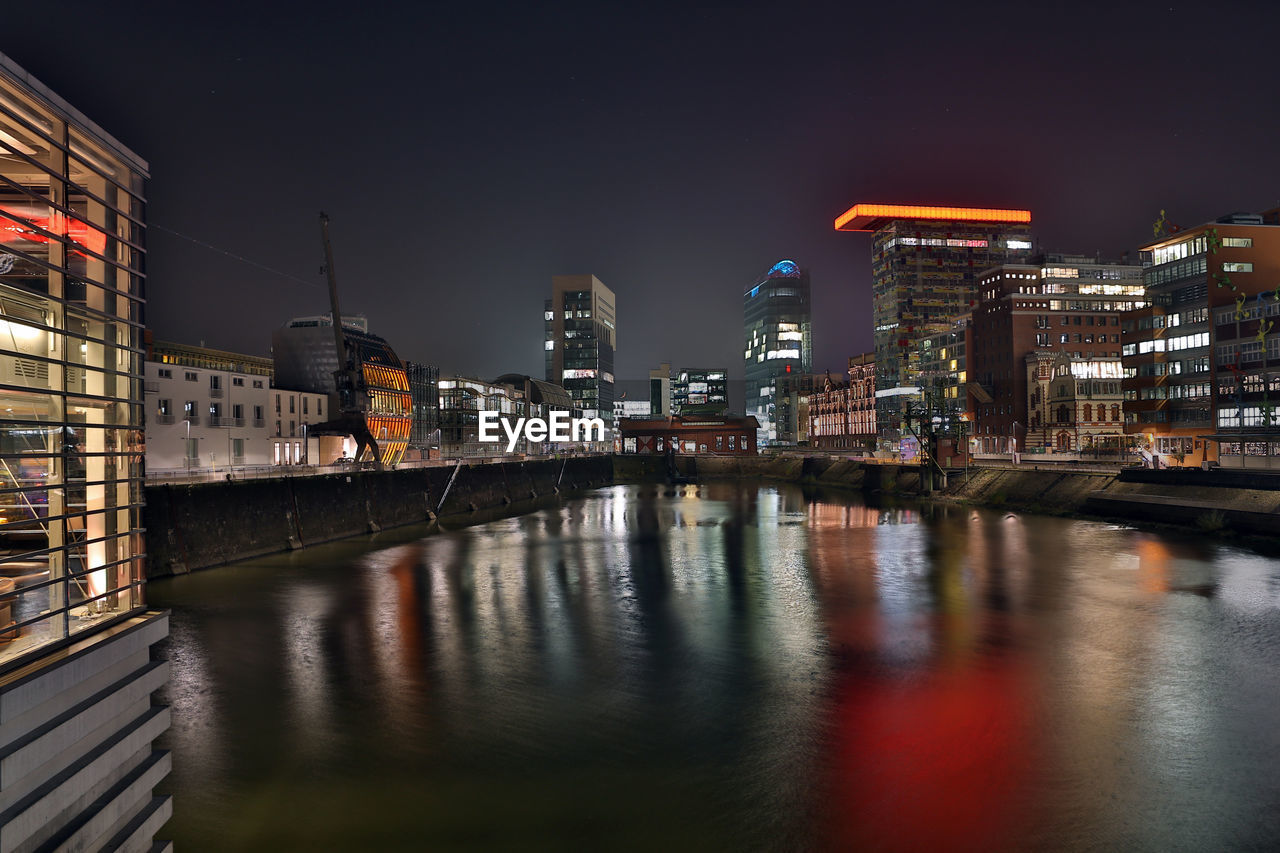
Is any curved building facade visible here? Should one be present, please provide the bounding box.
[272,314,411,466]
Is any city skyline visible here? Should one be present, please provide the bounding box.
[3,3,1279,383]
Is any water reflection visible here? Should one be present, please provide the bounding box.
[151,484,1280,851]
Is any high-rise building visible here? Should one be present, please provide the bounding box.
[744,260,811,443]
[1122,211,1280,468]
[544,275,615,420]
[648,361,671,417]
[0,50,171,851]
[672,368,728,416]
[969,254,1144,453]
[834,204,1034,441]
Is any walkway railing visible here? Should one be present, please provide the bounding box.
[145,452,612,485]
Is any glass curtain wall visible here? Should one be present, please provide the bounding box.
[0,76,146,665]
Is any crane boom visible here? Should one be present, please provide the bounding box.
[319,211,348,378]
[313,211,382,467]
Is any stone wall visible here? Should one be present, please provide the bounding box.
[614,454,1280,536]
[144,457,613,577]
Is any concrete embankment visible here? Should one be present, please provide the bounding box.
[144,456,613,577]
[615,453,1280,536]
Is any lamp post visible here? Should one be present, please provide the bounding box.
[302,422,308,466]
[1010,421,1020,465]
[184,418,191,470]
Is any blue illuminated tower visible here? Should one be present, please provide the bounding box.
[744,260,812,444]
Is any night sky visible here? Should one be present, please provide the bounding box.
[6,1,1280,388]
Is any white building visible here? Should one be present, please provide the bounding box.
[146,341,335,472]
[146,340,273,472]
[268,386,330,465]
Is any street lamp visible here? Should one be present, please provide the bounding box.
[1010,421,1020,465]
[302,422,308,466]
[184,418,191,470]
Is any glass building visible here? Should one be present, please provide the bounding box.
[544,274,615,420]
[0,56,148,663]
[406,361,440,452]
[744,260,811,444]
[673,367,728,416]
[271,314,412,466]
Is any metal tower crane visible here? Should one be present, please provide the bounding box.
[310,212,382,467]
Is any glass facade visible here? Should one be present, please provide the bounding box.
[544,275,615,421]
[870,218,1032,440]
[673,368,728,416]
[744,261,811,444]
[0,68,147,665]
[406,361,440,450]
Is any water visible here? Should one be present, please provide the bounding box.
[149,483,1280,851]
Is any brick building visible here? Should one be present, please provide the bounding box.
[619,415,759,455]
[969,254,1144,453]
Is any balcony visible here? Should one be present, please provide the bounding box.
[183,414,199,426]
[154,414,175,425]
[209,388,224,399]
[252,419,266,429]
[208,416,227,427]
[232,418,246,428]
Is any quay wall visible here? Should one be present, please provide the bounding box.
[614,454,1280,535]
[144,456,613,577]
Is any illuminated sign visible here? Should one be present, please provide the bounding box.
[834,203,1032,232]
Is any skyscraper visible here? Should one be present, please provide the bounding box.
[744,260,812,443]
[835,204,1033,442]
[544,274,616,420]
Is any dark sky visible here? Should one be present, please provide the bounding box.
[6,1,1280,385]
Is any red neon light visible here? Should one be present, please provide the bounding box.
[834,204,1032,232]
[0,207,107,256]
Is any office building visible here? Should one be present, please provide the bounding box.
[648,362,671,417]
[406,361,440,456]
[917,318,971,418]
[0,50,171,851]
[544,274,615,420]
[775,371,823,446]
[673,368,728,416]
[1123,211,1280,468]
[438,374,577,458]
[744,260,811,443]
[834,204,1033,441]
[271,313,412,466]
[969,254,1143,453]
[438,376,527,458]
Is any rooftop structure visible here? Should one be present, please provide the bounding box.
[835,202,1033,445]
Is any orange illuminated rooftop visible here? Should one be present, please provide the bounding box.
[834,203,1032,232]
